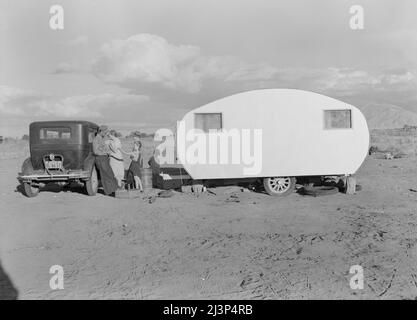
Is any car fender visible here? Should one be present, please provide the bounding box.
[83,153,96,173]
[21,157,34,174]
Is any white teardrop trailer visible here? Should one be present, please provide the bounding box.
[154,89,369,196]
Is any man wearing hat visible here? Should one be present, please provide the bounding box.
[92,125,118,195]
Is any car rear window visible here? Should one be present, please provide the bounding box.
[40,127,71,139]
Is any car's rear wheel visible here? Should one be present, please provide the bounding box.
[23,182,40,197]
[263,176,296,196]
[21,157,40,198]
[85,166,98,196]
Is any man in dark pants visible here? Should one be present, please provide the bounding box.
[92,125,118,195]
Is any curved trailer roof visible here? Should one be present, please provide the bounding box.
[176,89,369,180]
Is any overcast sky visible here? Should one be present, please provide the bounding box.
[1,0,417,136]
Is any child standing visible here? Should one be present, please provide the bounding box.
[127,136,143,191]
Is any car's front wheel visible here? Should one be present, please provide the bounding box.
[263,176,296,196]
[85,165,98,196]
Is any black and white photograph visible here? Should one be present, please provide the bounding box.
[1,0,417,306]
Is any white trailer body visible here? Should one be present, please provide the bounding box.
[175,89,369,181]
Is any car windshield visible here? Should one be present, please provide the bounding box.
[40,127,71,139]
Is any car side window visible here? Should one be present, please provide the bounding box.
[88,128,97,143]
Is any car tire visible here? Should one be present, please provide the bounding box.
[21,158,40,197]
[300,186,339,197]
[23,182,40,197]
[263,177,296,196]
[85,165,98,196]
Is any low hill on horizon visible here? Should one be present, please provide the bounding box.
[358,103,417,129]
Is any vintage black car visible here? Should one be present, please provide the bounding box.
[18,121,99,197]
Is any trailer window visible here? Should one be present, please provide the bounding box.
[40,127,71,139]
[195,113,222,132]
[324,110,352,129]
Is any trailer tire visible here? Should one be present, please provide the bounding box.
[263,177,296,196]
[300,186,339,197]
[21,158,40,197]
[85,165,98,196]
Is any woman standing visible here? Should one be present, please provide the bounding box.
[107,130,125,188]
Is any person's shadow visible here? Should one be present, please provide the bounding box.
[0,261,18,300]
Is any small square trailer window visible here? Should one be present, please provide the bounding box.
[324,110,352,129]
[195,113,222,132]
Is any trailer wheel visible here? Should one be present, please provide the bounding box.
[263,177,296,196]
[21,158,40,197]
[85,166,98,196]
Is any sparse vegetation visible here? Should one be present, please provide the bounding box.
[371,127,417,156]
[0,139,29,160]
[0,132,158,162]
[126,130,155,139]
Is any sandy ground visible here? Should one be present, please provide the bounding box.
[1,155,417,299]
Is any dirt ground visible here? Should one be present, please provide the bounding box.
[2,155,417,299]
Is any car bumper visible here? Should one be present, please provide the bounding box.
[17,170,90,182]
